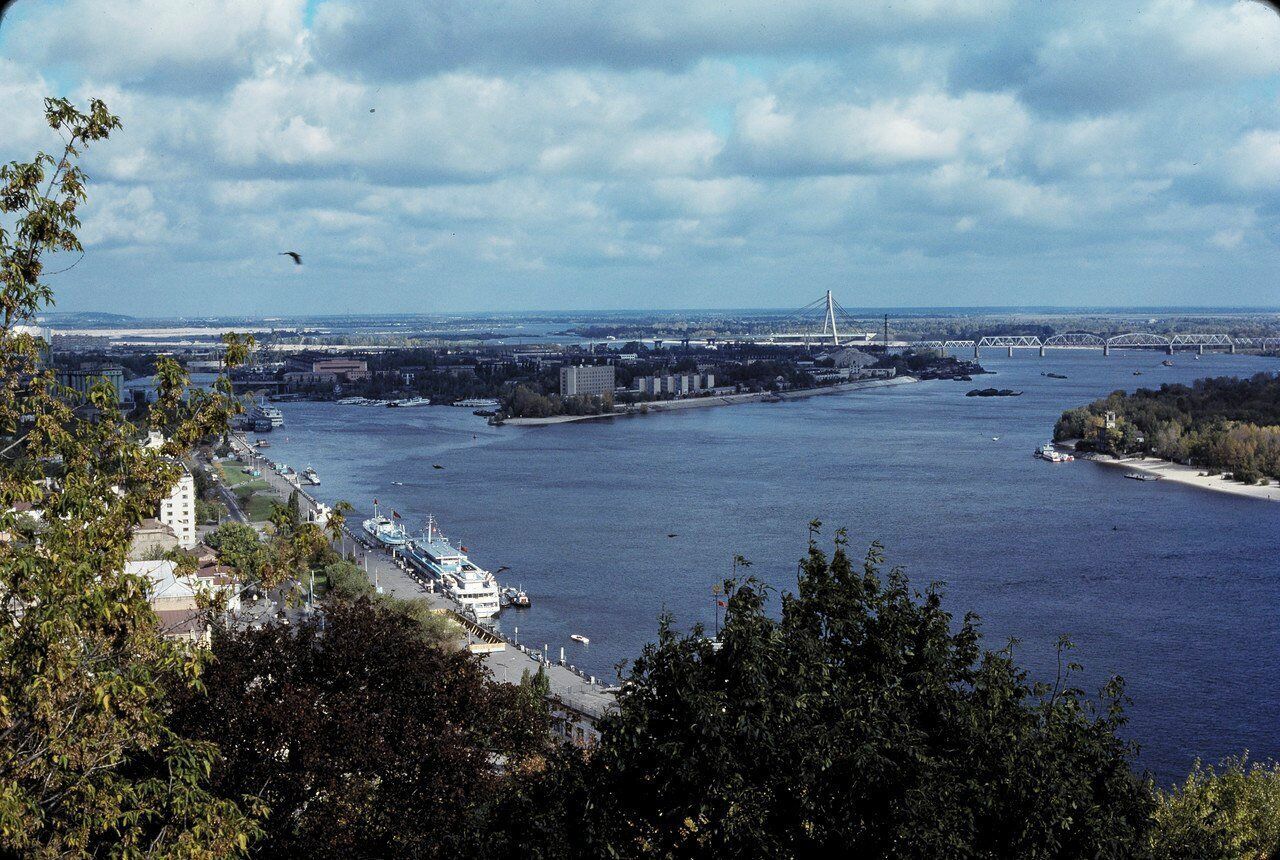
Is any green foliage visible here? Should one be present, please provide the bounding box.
[382,597,459,648]
[170,600,549,858]
[504,385,558,418]
[205,522,267,580]
[323,559,372,601]
[0,98,260,855]
[500,533,1155,858]
[501,384,613,418]
[1150,757,1280,860]
[1056,373,1280,481]
[195,498,227,524]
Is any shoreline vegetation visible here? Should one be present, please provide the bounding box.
[1056,372,1280,500]
[502,375,918,425]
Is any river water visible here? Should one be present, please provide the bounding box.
[262,351,1279,784]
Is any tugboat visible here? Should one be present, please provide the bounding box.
[501,586,531,608]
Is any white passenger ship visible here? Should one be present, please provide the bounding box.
[408,516,500,618]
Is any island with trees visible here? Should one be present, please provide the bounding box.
[1054,372,1280,484]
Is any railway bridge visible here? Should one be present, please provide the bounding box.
[909,332,1278,358]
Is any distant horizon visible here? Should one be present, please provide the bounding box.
[36,304,1280,325]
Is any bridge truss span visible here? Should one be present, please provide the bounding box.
[1106,332,1170,348]
[1043,332,1105,348]
[1171,333,1232,347]
[977,335,1043,348]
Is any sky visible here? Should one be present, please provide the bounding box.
[2,0,1280,316]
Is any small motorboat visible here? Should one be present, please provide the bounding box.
[1125,472,1161,482]
[570,634,590,645]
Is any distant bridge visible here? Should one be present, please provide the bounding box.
[671,293,1280,355]
[910,333,1280,357]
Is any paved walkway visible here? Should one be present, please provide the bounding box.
[220,434,617,721]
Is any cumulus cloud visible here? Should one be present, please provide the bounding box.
[10,0,306,91]
[0,0,1276,312]
[312,0,1009,78]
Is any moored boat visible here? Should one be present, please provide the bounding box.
[362,501,408,547]
[406,516,500,618]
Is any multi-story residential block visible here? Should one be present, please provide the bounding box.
[559,364,616,398]
[158,467,196,550]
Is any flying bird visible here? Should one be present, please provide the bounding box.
[666,533,678,538]
[279,251,302,265]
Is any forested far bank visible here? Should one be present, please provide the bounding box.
[1055,372,1280,484]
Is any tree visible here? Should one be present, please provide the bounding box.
[1149,757,1280,859]
[170,600,549,858]
[520,532,1154,858]
[322,558,372,601]
[0,98,260,854]
[325,499,353,556]
[286,488,302,527]
[205,522,267,580]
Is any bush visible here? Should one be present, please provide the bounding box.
[1150,757,1280,859]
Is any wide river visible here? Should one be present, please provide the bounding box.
[263,351,1279,784]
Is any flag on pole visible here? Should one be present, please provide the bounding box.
[373,498,379,506]
[392,510,401,519]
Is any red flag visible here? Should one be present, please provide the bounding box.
[717,600,726,607]
[373,498,379,505]
[392,510,401,519]
[460,545,468,553]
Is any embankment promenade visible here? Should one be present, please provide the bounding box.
[504,375,918,426]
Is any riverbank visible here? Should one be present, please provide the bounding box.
[221,433,616,726]
[503,375,918,426]
[1086,453,1280,502]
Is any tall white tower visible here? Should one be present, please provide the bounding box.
[821,290,841,346]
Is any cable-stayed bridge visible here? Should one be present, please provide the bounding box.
[745,293,1279,356]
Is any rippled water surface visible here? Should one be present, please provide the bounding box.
[262,351,1280,783]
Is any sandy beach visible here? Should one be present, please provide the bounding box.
[1087,454,1280,502]
[503,375,917,426]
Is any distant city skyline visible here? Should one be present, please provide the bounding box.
[3,0,1280,314]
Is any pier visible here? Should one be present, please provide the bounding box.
[219,434,617,736]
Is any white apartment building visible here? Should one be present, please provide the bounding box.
[158,467,196,549]
[559,364,616,398]
[633,373,716,397]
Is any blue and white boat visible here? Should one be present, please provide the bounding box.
[362,501,407,547]
[407,516,500,618]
